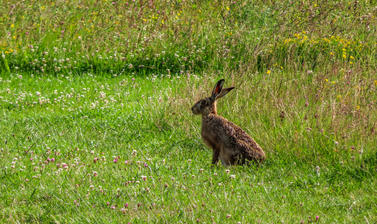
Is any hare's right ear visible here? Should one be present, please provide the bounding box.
[216,87,235,99]
[211,79,225,100]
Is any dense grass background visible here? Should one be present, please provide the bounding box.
[1,0,377,223]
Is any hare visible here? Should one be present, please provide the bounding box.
[191,79,265,166]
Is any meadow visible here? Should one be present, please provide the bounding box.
[1,0,377,223]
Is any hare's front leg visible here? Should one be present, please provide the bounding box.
[211,149,220,165]
[203,138,220,165]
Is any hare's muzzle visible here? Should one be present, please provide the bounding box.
[191,105,200,115]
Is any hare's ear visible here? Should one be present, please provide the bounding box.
[216,87,235,99]
[211,79,225,100]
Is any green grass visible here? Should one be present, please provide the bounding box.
[1,0,377,223]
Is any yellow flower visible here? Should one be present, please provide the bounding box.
[356,105,360,110]
[342,54,347,59]
[11,24,15,28]
[330,52,334,56]
[374,80,377,86]
[350,55,354,60]
[337,95,342,99]
[331,81,336,84]
[266,70,271,75]
[325,78,328,82]
[226,6,230,11]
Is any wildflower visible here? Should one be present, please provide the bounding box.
[226,214,231,218]
[121,208,126,213]
[141,175,147,181]
[62,163,68,169]
[93,157,98,163]
[144,162,148,167]
[266,70,271,75]
[124,203,128,208]
[124,160,129,165]
[113,158,118,163]
[230,175,236,179]
[316,216,319,221]
[93,171,98,177]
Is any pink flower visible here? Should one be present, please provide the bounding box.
[124,160,129,165]
[93,171,98,177]
[141,175,147,181]
[113,158,118,163]
[124,203,128,208]
[93,157,98,163]
[62,163,68,169]
[144,162,148,167]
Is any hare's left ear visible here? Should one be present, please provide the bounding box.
[216,87,235,99]
[211,79,225,100]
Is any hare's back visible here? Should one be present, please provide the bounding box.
[212,115,263,151]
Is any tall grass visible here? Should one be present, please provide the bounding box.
[1,0,376,75]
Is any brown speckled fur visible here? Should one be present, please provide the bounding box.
[191,79,265,166]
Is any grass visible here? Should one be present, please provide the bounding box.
[1,0,377,223]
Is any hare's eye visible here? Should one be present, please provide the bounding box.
[200,100,207,108]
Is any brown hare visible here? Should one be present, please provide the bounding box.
[191,79,266,166]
